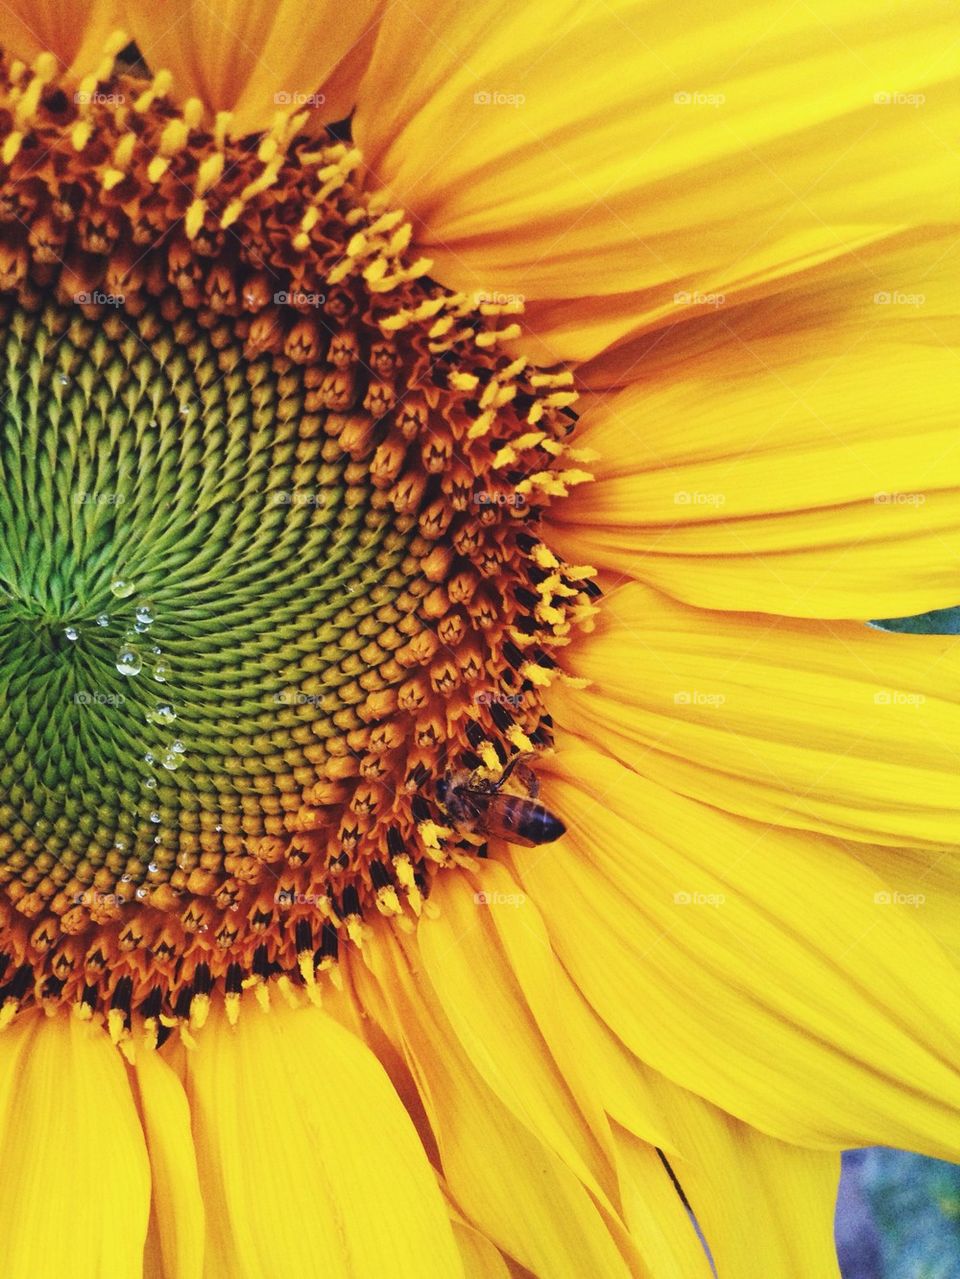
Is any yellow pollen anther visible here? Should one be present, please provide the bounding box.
[196,152,225,196]
[185,198,207,240]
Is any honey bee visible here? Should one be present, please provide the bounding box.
[437,754,565,847]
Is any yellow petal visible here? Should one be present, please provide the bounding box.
[355,0,960,363]
[467,858,678,1157]
[417,871,617,1209]
[0,1012,150,1277]
[452,1220,513,1279]
[549,284,960,619]
[558,581,960,848]
[0,0,122,77]
[183,1000,462,1279]
[513,744,960,1157]
[615,1099,842,1279]
[132,1044,205,1279]
[124,0,381,135]
[357,931,639,1279]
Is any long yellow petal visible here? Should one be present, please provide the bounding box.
[0,1012,150,1278]
[417,870,619,1210]
[355,0,960,363]
[513,744,960,1157]
[357,931,639,1279]
[0,1,122,77]
[184,1000,462,1279]
[558,581,960,848]
[124,0,381,134]
[549,295,960,619]
[615,1102,842,1279]
[132,1044,205,1279]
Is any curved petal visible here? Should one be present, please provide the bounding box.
[132,1044,205,1279]
[451,1220,513,1279]
[183,1000,462,1279]
[0,1011,150,1277]
[548,282,960,618]
[354,0,960,363]
[511,743,960,1158]
[557,581,960,848]
[422,866,715,1276]
[615,1108,842,1279]
[124,0,381,135]
[0,0,122,76]
[356,930,641,1279]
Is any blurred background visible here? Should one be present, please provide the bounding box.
[836,1150,960,1278]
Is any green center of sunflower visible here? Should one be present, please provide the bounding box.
[0,43,597,1043]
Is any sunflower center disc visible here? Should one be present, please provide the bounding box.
[0,47,597,1040]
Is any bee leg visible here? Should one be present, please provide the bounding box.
[513,762,540,798]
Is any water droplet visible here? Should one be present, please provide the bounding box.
[153,662,169,683]
[143,752,154,765]
[114,838,127,852]
[171,739,185,754]
[110,578,135,599]
[64,625,79,641]
[116,647,142,676]
[148,862,158,874]
[95,613,109,627]
[135,886,148,899]
[153,705,176,725]
[57,372,70,386]
[151,646,162,655]
[134,621,151,633]
[149,811,161,824]
[121,873,131,882]
[145,776,157,789]
[160,750,181,772]
[135,604,154,625]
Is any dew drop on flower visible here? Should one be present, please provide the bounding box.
[116,647,142,676]
[135,604,154,625]
[160,750,181,772]
[153,663,169,683]
[64,626,79,641]
[95,613,109,627]
[109,578,136,599]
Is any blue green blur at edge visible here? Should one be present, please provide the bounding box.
[871,606,960,635]
[840,602,960,1276]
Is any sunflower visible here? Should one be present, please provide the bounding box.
[0,1,957,1275]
